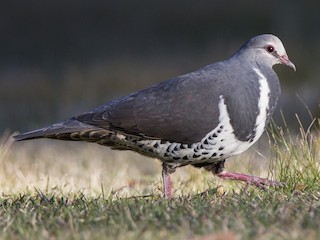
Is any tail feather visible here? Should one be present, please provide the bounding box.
[13,119,105,141]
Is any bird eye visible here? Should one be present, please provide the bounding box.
[265,45,275,53]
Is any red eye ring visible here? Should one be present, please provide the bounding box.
[265,45,275,53]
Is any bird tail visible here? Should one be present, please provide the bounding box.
[13,119,111,142]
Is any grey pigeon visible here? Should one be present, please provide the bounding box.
[14,34,295,197]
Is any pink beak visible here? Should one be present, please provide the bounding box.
[279,55,296,71]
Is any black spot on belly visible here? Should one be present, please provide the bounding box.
[212,133,217,138]
[153,142,159,148]
[204,139,209,145]
[180,144,187,149]
[212,152,217,157]
[202,152,210,155]
[200,144,205,149]
[173,157,180,160]
[219,146,224,151]
[220,125,224,129]
[182,156,188,160]
[174,145,179,151]
[166,145,173,153]
[217,129,222,133]
[193,153,200,158]
[220,153,224,157]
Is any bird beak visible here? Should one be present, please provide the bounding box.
[279,55,296,71]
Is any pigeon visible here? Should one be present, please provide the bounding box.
[14,34,296,197]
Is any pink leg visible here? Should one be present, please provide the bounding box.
[162,168,172,198]
[217,171,283,189]
[162,164,173,198]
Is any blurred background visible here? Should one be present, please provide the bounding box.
[1,0,319,134]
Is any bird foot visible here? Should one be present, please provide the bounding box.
[217,171,284,190]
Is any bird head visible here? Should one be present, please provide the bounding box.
[239,34,296,71]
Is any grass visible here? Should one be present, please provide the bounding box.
[0,117,320,239]
[269,116,320,192]
[1,190,320,239]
